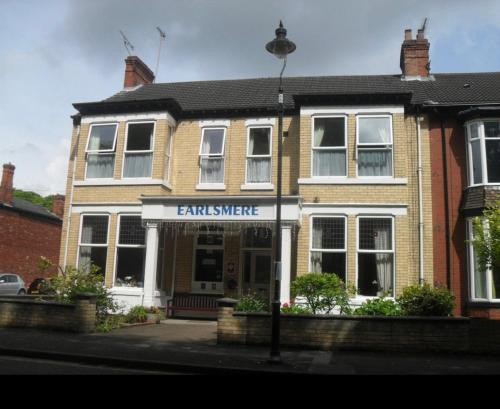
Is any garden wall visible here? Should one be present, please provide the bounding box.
[217,299,500,354]
[0,294,96,333]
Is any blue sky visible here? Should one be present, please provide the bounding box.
[1,0,500,195]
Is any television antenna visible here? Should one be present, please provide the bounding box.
[119,30,135,56]
[154,27,167,82]
[421,17,428,34]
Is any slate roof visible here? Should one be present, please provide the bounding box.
[74,71,500,116]
[0,198,62,222]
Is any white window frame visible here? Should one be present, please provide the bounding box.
[245,125,273,184]
[191,227,225,294]
[467,218,500,303]
[76,213,110,274]
[355,215,396,298]
[84,123,119,180]
[466,119,500,187]
[311,115,348,178]
[121,121,156,179]
[113,213,146,288]
[164,125,174,184]
[308,215,348,280]
[355,115,394,178]
[198,127,227,186]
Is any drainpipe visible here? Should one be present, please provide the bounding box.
[63,120,81,270]
[439,113,453,290]
[416,109,425,285]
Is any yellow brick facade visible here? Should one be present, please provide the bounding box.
[60,107,433,302]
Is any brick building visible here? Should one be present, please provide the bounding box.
[59,27,499,316]
[0,163,64,286]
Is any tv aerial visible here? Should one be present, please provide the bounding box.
[119,30,135,56]
[154,27,167,82]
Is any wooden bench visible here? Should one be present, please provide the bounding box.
[167,293,220,319]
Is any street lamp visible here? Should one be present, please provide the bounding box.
[265,21,296,363]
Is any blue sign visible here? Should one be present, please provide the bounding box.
[177,204,259,217]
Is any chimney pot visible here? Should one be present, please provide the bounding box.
[404,29,412,41]
[124,56,155,88]
[0,163,15,205]
[417,29,425,40]
[51,194,65,218]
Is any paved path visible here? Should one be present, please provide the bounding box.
[1,321,500,374]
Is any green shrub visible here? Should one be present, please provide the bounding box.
[125,306,149,323]
[291,273,354,315]
[281,302,312,315]
[354,297,401,316]
[397,283,455,317]
[235,292,267,313]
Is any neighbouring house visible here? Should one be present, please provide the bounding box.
[0,163,64,285]
[59,26,500,318]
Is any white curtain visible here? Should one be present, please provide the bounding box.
[86,154,114,178]
[374,226,393,294]
[359,117,391,144]
[78,246,91,272]
[124,153,153,177]
[358,150,392,176]
[313,151,346,176]
[247,158,270,183]
[201,158,224,183]
[314,122,325,146]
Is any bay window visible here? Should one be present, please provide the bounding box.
[357,217,394,296]
[246,127,272,183]
[78,215,109,276]
[199,128,225,184]
[312,116,347,177]
[356,116,393,177]
[123,122,154,178]
[164,125,174,183]
[115,215,146,288]
[85,124,118,178]
[310,217,346,282]
[467,120,500,185]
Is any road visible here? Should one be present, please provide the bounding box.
[0,355,185,375]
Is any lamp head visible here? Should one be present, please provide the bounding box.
[265,21,296,59]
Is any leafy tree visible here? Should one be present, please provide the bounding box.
[13,189,54,211]
[471,201,500,280]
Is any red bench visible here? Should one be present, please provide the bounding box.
[167,293,220,318]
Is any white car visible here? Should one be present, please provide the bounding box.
[0,274,27,296]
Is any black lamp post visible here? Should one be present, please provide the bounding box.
[265,21,296,363]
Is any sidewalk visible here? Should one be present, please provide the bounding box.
[1,321,500,374]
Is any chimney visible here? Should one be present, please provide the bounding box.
[400,28,430,78]
[124,56,155,88]
[51,194,65,218]
[0,163,15,205]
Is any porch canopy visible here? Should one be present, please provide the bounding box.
[138,195,302,307]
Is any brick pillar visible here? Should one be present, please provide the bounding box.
[216,298,244,344]
[0,163,15,205]
[75,293,97,333]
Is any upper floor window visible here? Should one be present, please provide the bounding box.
[467,120,500,185]
[199,128,225,184]
[246,127,272,183]
[123,122,154,178]
[356,116,393,177]
[85,124,118,179]
[312,116,347,177]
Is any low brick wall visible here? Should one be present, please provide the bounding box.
[0,293,97,333]
[217,299,500,354]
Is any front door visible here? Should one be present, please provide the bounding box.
[242,251,272,302]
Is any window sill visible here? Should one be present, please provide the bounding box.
[298,177,407,185]
[196,183,226,191]
[240,183,274,191]
[75,179,167,187]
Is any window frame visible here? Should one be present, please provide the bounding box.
[164,125,174,184]
[121,121,156,179]
[355,215,396,298]
[308,215,348,280]
[466,119,500,187]
[113,213,147,289]
[84,123,119,180]
[77,213,110,275]
[355,114,394,178]
[245,125,273,184]
[198,127,227,185]
[310,115,348,178]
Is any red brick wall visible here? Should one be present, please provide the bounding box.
[0,208,61,287]
[429,114,469,316]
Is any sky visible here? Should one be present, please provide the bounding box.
[1,0,500,196]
